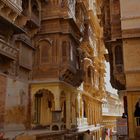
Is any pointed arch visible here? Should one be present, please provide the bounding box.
[34,89,55,125]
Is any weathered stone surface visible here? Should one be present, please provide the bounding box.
[16,135,36,140]
[0,74,7,129]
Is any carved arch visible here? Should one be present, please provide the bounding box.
[38,38,53,46]
[33,89,55,124]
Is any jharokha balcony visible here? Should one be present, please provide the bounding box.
[0,38,18,60]
[0,0,22,14]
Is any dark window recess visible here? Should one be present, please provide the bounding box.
[83,100,87,118]
[48,100,52,108]
[88,67,91,77]
[31,0,39,17]
[115,45,123,64]
[34,93,42,124]
[22,0,29,15]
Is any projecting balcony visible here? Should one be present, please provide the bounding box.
[0,38,18,60]
[23,9,40,28]
[1,0,22,14]
[30,12,40,27]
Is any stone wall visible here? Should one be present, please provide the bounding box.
[4,78,29,131]
[0,74,7,129]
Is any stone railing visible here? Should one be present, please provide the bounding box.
[0,39,18,60]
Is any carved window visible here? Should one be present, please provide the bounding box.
[39,41,51,64]
[31,0,39,18]
[19,44,32,69]
[22,0,29,16]
[83,100,87,118]
[115,45,123,65]
[62,41,70,61]
[87,67,91,78]
[87,66,93,84]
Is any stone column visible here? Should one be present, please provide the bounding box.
[53,86,61,111]
[66,92,71,129]
[71,93,76,124]
[72,93,77,125]
[82,101,84,118]
[127,92,135,139]
[77,93,81,119]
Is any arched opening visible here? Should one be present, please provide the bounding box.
[22,0,29,16]
[33,89,54,126]
[83,100,87,118]
[87,66,93,84]
[34,92,42,124]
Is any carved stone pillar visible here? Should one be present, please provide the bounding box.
[82,101,84,119]
[77,93,81,119]
[53,87,61,111]
[66,92,71,129]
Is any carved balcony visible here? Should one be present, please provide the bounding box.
[29,12,40,27]
[0,38,18,60]
[1,0,22,14]
[60,68,83,87]
[77,0,89,10]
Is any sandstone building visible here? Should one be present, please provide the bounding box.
[102,0,140,139]
[102,91,123,139]
[0,0,106,139]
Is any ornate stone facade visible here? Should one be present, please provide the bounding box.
[0,0,106,140]
[102,0,140,139]
[102,91,123,139]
